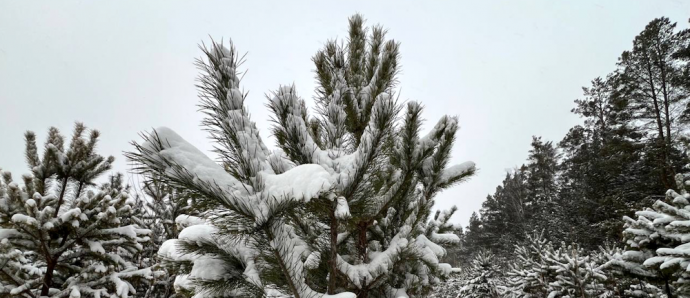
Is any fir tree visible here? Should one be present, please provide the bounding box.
[127,14,475,298]
[0,123,153,297]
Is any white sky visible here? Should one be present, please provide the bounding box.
[1,0,689,228]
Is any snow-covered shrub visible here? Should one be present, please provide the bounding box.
[128,14,476,298]
[547,244,608,297]
[0,124,153,297]
[131,175,199,298]
[504,232,614,298]
[428,271,464,298]
[457,250,503,298]
[605,173,690,297]
[505,232,557,297]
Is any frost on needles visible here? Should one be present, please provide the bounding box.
[127,14,476,298]
[0,123,154,298]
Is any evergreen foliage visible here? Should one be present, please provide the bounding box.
[456,250,502,298]
[0,124,153,298]
[2,10,688,298]
[504,232,558,297]
[131,175,198,298]
[607,172,690,298]
[502,233,613,298]
[127,14,476,298]
[460,16,690,258]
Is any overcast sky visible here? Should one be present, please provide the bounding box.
[1,0,689,227]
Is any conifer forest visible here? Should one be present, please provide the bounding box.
[2,2,690,298]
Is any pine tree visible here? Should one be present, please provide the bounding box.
[130,175,198,298]
[547,244,608,298]
[0,123,153,297]
[606,172,690,298]
[457,250,502,298]
[127,14,475,298]
[616,17,690,189]
[440,226,465,268]
[558,75,658,249]
[505,232,558,297]
[427,271,464,298]
[461,212,486,261]
[479,167,530,255]
[464,137,562,257]
[525,137,563,242]
[506,233,614,298]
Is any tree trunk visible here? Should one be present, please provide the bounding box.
[356,222,369,298]
[327,212,339,294]
[658,54,677,187]
[645,60,673,189]
[75,181,85,199]
[665,278,674,298]
[40,258,57,296]
[357,222,368,263]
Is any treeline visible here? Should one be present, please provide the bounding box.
[436,172,690,297]
[440,16,690,298]
[459,16,690,257]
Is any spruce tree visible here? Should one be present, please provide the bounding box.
[0,123,153,297]
[128,14,475,298]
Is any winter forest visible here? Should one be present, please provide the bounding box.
[2,8,690,298]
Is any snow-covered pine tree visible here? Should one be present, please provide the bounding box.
[135,175,198,298]
[457,250,502,298]
[0,123,153,298]
[594,245,661,298]
[505,232,557,297]
[505,232,614,298]
[546,244,608,298]
[127,14,475,298]
[607,172,690,298]
[141,175,197,243]
[427,271,464,298]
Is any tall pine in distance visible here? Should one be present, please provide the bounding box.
[460,16,690,258]
[128,14,476,298]
[617,17,690,190]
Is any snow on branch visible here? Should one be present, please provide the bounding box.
[196,39,273,185]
